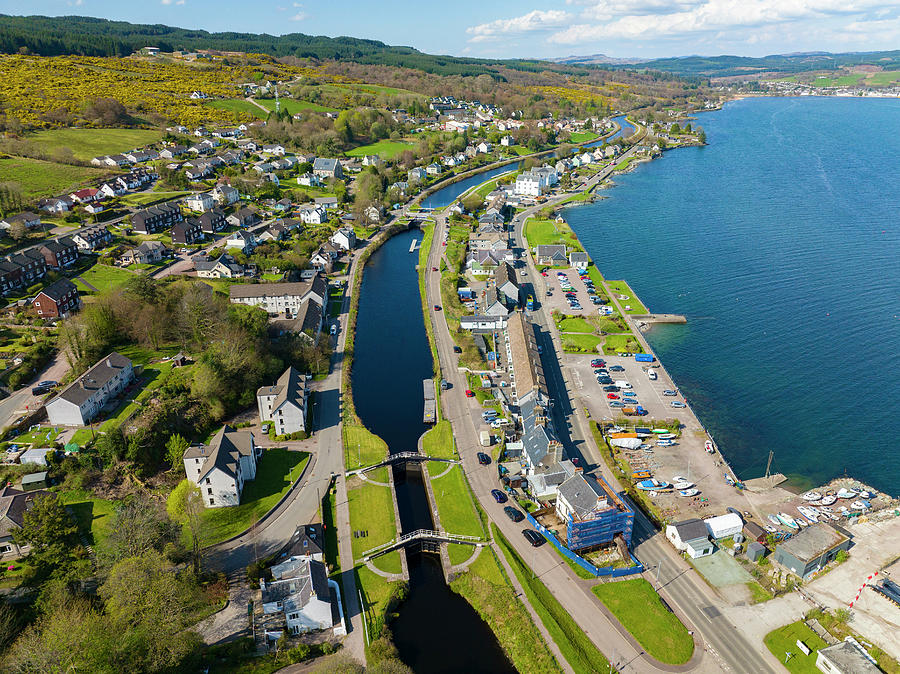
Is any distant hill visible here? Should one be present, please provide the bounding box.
[601,51,900,77]
[551,53,648,66]
[0,14,590,78]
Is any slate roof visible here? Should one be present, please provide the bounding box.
[287,523,325,558]
[671,518,710,543]
[0,485,47,537]
[557,473,609,519]
[183,425,256,481]
[257,366,307,412]
[229,275,326,303]
[777,524,848,562]
[264,556,331,615]
[50,352,131,406]
[495,261,518,290]
[37,278,78,302]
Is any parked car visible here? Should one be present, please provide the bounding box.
[31,386,50,395]
[453,345,462,354]
[431,266,438,272]
[433,305,442,311]
[670,401,687,408]
[607,393,619,399]
[609,365,625,372]
[590,359,605,368]
[522,529,545,547]
[610,401,625,408]
[602,385,619,392]
[37,380,57,388]
[491,489,508,504]
[477,452,491,465]
[465,389,475,398]
[662,389,678,396]
[503,506,524,523]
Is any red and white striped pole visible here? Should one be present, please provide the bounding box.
[850,571,878,608]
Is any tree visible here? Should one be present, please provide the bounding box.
[99,493,179,565]
[461,193,484,214]
[12,493,80,581]
[168,480,204,574]
[697,127,706,144]
[165,433,190,471]
[7,219,26,242]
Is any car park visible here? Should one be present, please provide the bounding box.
[477,452,491,465]
[503,506,524,522]
[522,529,545,547]
[670,401,686,408]
[491,489,508,503]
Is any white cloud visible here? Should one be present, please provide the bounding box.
[549,0,899,43]
[290,12,307,21]
[467,10,574,43]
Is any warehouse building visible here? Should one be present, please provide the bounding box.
[772,524,851,579]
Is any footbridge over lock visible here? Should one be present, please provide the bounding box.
[345,451,459,477]
[362,529,484,561]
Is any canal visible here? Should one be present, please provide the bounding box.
[352,226,514,672]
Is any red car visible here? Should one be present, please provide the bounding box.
[432,266,438,272]
[541,271,548,277]
[465,390,475,398]
[607,393,619,400]
[433,305,442,311]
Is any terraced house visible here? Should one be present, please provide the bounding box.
[38,237,79,269]
[45,352,134,426]
[0,250,47,295]
[131,203,183,235]
[71,225,113,251]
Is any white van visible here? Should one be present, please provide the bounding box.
[647,370,657,381]
[614,380,632,389]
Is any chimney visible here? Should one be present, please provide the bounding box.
[106,358,112,367]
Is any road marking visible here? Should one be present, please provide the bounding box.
[700,605,721,621]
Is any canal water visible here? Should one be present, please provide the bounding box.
[352,227,514,672]
[585,115,635,147]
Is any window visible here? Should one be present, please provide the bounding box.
[208,488,213,495]
[209,498,215,505]
[205,478,211,484]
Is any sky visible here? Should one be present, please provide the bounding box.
[3,0,900,60]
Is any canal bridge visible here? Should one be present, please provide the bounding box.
[362,529,484,561]
[345,452,459,476]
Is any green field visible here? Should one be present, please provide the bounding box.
[74,263,137,294]
[524,218,583,252]
[345,139,414,159]
[204,98,265,119]
[188,449,309,547]
[0,156,108,199]
[421,419,456,460]
[763,621,828,674]
[430,465,482,539]
[602,333,641,355]
[867,70,900,85]
[606,280,648,314]
[812,74,865,87]
[253,97,337,115]
[26,128,163,161]
[593,579,694,664]
[569,131,599,143]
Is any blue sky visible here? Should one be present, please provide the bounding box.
[4,0,900,59]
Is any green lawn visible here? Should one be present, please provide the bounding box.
[184,449,309,547]
[421,419,456,460]
[0,156,109,199]
[495,526,610,674]
[75,263,137,294]
[204,98,266,119]
[602,333,641,355]
[343,421,388,470]
[69,428,96,448]
[569,131,599,143]
[449,548,560,674]
[867,70,900,85]
[119,191,190,208]
[524,218,583,252]
[26,128,163,162]
[763,621,828,674]
[430,465,482,539]
[561,333,603,353]
[606,280,648,314]
[58,489,118,546]
[345,139,413,159]
[347,478,399,572]
[356,566,403,641]
[253,98,337,114]
[592,579,694,664]
[557,316,595,333]
[14,426,61,446]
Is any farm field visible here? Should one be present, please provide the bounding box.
[26,128,163,161]
[204,98,265,119]
[0,156,109,199]
[345,139,413,159]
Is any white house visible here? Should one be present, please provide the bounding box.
[500,135,514,146]
[229,276,327,315]
[299,205,327,225]
[224,230,256,254]
[514,172,544,197]
[212,184,240,206]
[260,556,334,635]
[329,227,356,251]
[45,353,134,426]
[184,192,214,212]
[183,426,260,508]
[297,173,322,188]
[257,366,309,436]
[665,519,714,559]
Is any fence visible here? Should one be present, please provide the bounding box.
[524,511,644,578]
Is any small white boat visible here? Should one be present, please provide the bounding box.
[837,488,857,499]
[850,500,869,510]
[819,506,833,513]
[610,426,625,433]
[797,518,809,528]
[678,489,699,497]
[764,524,777,533]
[705,440,714,454]
[802,491,822,502]
[657,439,676,447]
[820,494,837,506]
[777,512,799,530]
[767,514,782,527]
[858,490,872,499]
[673,480,694,490]
[656,433,676,440]
[828,513,840,521]
[798,506,819,522]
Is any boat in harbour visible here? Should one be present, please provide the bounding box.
[802,491,822,502]
[678,489,699,497]
[705,440,715,454]
[798,506,819,522]
[837,488,858,499]
[777,513,800,530]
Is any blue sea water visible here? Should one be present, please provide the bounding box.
[565,97,900,493]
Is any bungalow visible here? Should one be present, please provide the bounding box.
[71,225,112,251]
[32,278,80,319]
[312,158,342,180]
[84,202,106,215]
[257,366,309,435]
[212,184,240,206]
[198,208,227,234]
[183,426,260,508]
[535,245,567,266]
[171,219,203,245]
[0,212,41,232]
[38,237,79,268]
[314,196,338,211]
[38,197,73,214]
[569,252,589,270]
[257,223,288,243]
[225,230,256,254]
[70,188,99,204]
[45,352,134,426]
[225,207,260,229]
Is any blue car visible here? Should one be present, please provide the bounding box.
[491,489,508,503]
